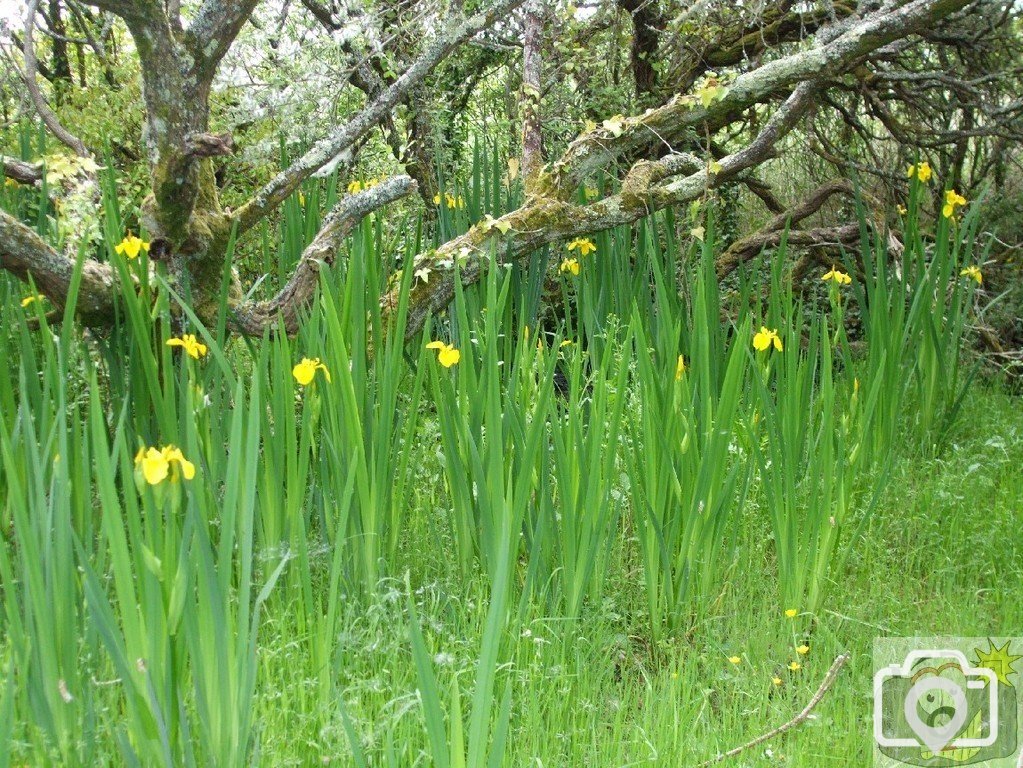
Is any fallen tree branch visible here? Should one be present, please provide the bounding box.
[717,179,863,277]
[696,653,851,767]
[2,156,43,185]
[390,82,820,341]
[720,223,863,278]
[0,210,117,323]
[233,175,416,335]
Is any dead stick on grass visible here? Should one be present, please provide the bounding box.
[697,653,851,767]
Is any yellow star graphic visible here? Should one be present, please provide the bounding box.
[974,640,1022,687]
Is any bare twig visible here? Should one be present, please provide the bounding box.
[696,653,851,768]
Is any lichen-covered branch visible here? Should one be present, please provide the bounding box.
[0,210,116,323]
[548,0,972,197]
[186,0,262,78]
[232,175,416,335]
[231,0,526,234]
[392,81,820,341]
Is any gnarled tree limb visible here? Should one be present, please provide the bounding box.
[2,157,43,185]
[717,178,865,277]
[0,211,117,322]
[23,0,90,157]
[233,175,417,335]
[549,0,971,197]
[390,81,821,342]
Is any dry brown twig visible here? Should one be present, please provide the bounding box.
[696,653,851,768]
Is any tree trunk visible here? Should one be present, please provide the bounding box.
[520,0,543,192]
[48,0,73,103]
[617,0,664,104]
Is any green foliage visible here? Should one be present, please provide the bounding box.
[0,146,1000,766]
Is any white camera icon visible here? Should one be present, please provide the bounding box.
[874,649,999,754]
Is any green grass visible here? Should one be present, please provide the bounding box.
[1,146,1017,766]
[124,383,1022,766]
[252,386,1021,766]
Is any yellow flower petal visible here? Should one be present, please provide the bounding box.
[293,358,319,386]
[178,457,196,480]
[141,448,169,486]
[675,354,686,380]
[437,346,460,367]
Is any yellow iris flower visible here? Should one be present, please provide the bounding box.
[114,233,150,260]
[566,237,596,256]
[753,326,783,352]
[560,257,580,276]
[292,357,331,386]
[166,334,208,359]
[942,189,967,219]
[822,267,852,285]
[960,265,982,284]
[906,161,932,182]
[134,445,196,486]
[426,341,461,367]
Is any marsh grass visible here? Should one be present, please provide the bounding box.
[0,146,1005,766]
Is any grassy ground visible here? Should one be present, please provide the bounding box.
[235,381,1021,766]
[1,164,1016,766]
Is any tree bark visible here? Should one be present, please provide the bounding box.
[520,0,544,191]
[617,0,665,103]
[0,211,117,323]
[47,0,74,103]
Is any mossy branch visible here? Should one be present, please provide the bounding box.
[0,210,118,324]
